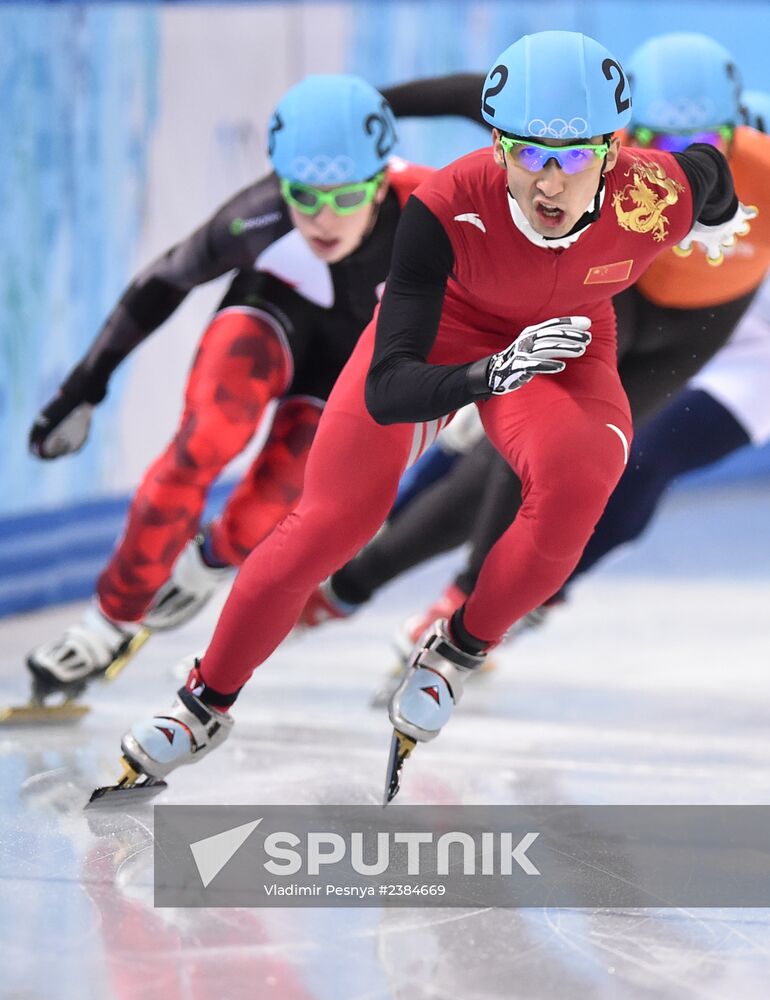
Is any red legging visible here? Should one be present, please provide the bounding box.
[97,308,322,622]
[198,321,632,696]
[208,395,324,565]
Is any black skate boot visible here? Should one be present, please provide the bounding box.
[1,602,150,725]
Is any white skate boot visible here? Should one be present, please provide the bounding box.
[122,687,233,780]
[88,674,234,805]
[1,602,150,725]
[383,618,487,803]
[144,531,231,631]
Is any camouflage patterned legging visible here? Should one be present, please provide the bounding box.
[97,307,322,622]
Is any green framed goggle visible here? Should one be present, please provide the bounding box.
[498,135,610,174]
[280,172,385,216]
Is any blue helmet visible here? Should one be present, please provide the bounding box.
[741,89,770,134]
[627,33,742,130]
[268,74,397,184]
[480,30,632,139]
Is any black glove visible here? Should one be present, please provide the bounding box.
[29,364,106,460]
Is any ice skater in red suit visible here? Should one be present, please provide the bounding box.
[113,31,754,803]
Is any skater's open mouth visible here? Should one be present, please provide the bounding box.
[534,201,566,228]
[310,236,340,253]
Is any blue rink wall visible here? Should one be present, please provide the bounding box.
[2,0,769,617]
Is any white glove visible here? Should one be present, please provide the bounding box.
[486,317,592,395]
[29,401,93,459]
[674,202,758,266]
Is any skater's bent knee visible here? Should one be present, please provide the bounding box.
[527,475,621,559]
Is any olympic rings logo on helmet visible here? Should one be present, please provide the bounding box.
[481,33,633,138]
[627,33,741,131]
[526,117,590,139]
[289,155,357,185]
[641,98,719,130]
[268,75,398,185]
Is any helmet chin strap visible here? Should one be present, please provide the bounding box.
[507,175,606,250]
[544,172,605,241]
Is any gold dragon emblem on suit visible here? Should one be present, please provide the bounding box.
[612,160,685,242]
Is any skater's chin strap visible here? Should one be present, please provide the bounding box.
[507,181,606,250]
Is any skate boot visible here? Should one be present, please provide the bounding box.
[1,602,150,726]
[372,584,494,708]
[88,666,234,806]
[383,618,487,804]
[143,531,231,631]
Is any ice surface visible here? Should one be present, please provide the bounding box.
[1,480,769,999]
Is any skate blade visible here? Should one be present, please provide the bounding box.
[103,627,152,683]
[86,755,167,809]
[0,702,90,726]
[383,729,417,806]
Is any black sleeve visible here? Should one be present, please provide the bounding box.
[365,196,492,425]
[66,175,288,403]
[381,74,487,128]
[673,143,738,225]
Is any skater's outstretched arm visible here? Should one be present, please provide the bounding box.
[382,74,487,127]
[54,72,489,428]
[29,175,291,458]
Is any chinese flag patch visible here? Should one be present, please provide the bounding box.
[584,259,634,284]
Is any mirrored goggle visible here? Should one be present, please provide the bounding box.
[498,135,610,175]
[280,173,384,216]
[632,125,733,153]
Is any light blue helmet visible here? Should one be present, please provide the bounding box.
[480,30,632,139]
[268,74,397,184]
[741,89,770,133]
[627,33,742,130]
